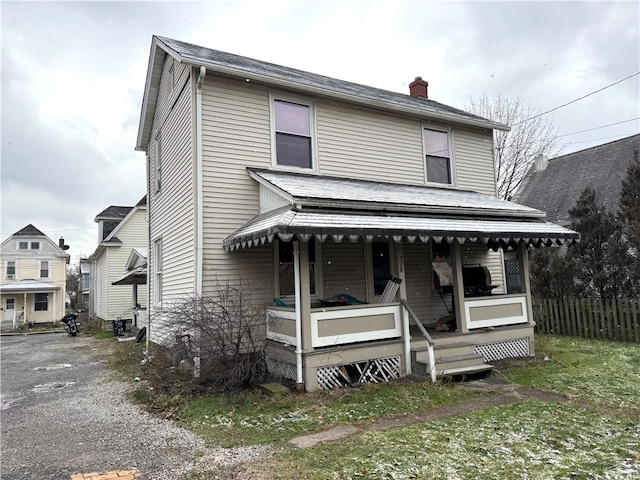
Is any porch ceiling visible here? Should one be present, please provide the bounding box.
[223,206,580,251]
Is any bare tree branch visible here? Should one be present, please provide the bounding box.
[467,94,562,200]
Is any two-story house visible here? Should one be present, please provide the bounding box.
[135,36,578,391]
[0,224,70,329]
[90,196,148,328]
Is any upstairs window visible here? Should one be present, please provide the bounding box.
[6,261,16,279]
[40,261,49,278]
[30,241,40,250]
[18,241,28,250]
[273,98,313,169]
[154,133,162,193]
[423,128,452,185]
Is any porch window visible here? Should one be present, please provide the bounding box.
[504,251,523,294]
[278,240,316,296]
[34,293,48,311]
[423,128,452,185]
[372,242,391,296]
[273,98,313,169]
[40,261,49,278]
[153,238,163,306]
[6,261,16,279]
[18,241,28,250]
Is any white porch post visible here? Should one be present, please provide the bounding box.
[452,240,469,333]
[396,243,412,375]
[52,290,57,323]
[293,241,303,389]
[23,292,27,324]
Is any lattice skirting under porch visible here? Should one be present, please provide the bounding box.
[474,338,530,362]
[265,357,297,382]
[316,356,402,390]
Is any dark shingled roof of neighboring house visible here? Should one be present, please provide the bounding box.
[513,134,640,226]
[94,206,134,222]
[13,224,47,237]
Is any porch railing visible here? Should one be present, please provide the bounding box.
[401,300,436,382]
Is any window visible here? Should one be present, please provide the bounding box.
[423,128,452,185]
[154,134,162,193]
[30,241,40,250]
[6,261,15,279]
[18,241,28,250]
[504,251,523,294]
[35,293,48,311]
[273,98,313,169]
[40,261,49,278]
[6,299,15,311]
[278,240,316,297]
[372,242,391,296]
[153,238,163,306]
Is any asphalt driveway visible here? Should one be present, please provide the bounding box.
[0,333,269,479]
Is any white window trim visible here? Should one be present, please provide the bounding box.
[34,293,49,312]
[153,133,162,194]
[269,91,318,172]
[5,260,17,280]
[273,239,323,303]
[39,260,50,279]
[422,124,456,187]
[17,241,28,250]
[30,241,41,250]
[153,237,163,307]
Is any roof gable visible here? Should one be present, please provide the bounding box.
[13,224,46,236]
[514,134,640,225]
[94,206,134,222]
[136,35,508,150]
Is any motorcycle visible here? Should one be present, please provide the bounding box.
[60,313,80,336]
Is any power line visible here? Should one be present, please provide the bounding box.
[511,71,640,127]
[561,132,638,146]
[556,117,640,138]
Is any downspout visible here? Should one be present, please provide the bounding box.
[293,240,303,388]
[145,154,151,355]
[193,65,206,377]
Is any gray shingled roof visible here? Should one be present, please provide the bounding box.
[13,224,46,237]
[224,169,579,251]
[94,206,133,222]
[513,134,640,226]
[250,168,545,218]
[137,36,508,150]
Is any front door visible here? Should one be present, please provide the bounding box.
[4,298,15,321]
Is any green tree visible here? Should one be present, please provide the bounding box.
[618,149,640,296]
[529,247,577,298]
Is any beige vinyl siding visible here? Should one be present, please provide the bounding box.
[453,127,496,195]
[403,242,451,324]
[148,60,195,311]
[200,77,273,298]
[461,244,506,295]
[316,101,425,183]
[320,240,367,301]
[95,253,108,320]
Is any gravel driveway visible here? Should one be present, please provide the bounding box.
[1,333,270,480]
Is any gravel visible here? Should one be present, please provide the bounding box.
[1,334,272,479]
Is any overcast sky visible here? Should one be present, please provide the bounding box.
[2,1,639,265]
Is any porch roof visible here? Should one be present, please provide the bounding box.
[224,169,579,251]
[0,280,60,293]
[112,266,147,286]
[223,207,579,251]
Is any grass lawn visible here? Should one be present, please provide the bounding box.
[107,335,640,479]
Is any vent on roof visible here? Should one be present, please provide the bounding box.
[534,154,549,172]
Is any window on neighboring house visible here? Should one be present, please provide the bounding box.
[423,128,452,185]
[278,240,316,297]
[6,261,16,279]
[40,261,49,278]
[154,134,162,193]
[153,238,163,306]
[273,98,313,169]
[35,293,48,311]
[30,241,40,250]
[18,241,28,250]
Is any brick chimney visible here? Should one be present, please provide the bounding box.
[409,77,429,98]
[59,237,69,250]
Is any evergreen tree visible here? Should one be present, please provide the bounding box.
[618,149,640,296]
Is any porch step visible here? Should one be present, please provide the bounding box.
[411,342,477,363]
[438,364,494,377]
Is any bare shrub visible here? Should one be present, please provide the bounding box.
[158,279,269,390]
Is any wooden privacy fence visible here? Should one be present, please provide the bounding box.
[533,297,640,342]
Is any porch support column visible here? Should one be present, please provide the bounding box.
[396,243,411,375]
[133,282,139,327]
[518,241,536,356]
[52,290,57,323]
[451,240,469,333]
[296,241,314,391]
[23,292,27,324]
[396,243,407,300]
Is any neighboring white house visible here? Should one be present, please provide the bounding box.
[91,196,148,326]
[135,36,579,391]
[0,224,70,329]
